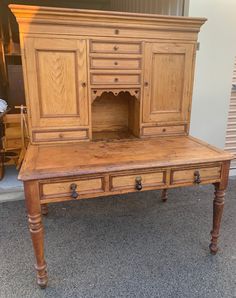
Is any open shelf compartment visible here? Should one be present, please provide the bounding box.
[91,90,140,141]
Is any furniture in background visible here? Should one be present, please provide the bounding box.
[6,62,26,114]
[2,113,21,165]
[0,108,10,180]
[15,105,29,169]
[11,4,233,288]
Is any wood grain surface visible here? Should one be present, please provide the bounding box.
[19,136,232,181]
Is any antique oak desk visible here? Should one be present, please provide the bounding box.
[11,5,233,288]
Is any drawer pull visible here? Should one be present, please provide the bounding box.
[194,170,201,184]
[135,176,142,191]
[144,82,149,87]
[114,78,119,82]
[114,29,119,35]
[114,61,118,66]
[70,183,79,199]
[81,82,86,88]
[113,45,119,51]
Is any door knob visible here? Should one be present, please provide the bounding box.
[135,176,142,191]
[70,183,79,199]
[194,170,201,184]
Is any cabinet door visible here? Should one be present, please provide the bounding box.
[24,37,88,130]
[143,43,195,123]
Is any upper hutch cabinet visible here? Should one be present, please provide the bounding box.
[23,37,89,143]
[12,5,206,144]
[142,42,195,125]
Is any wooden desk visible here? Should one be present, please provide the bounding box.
[20,136,232,288]
[10,5,233,288]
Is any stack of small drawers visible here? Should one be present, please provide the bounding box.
[89,40,142,87]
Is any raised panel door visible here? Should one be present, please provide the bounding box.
[142,43,195,124]
[24,37,88,132]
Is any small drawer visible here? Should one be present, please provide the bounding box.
[90,41,141,54]
[90,57,141,69]
[91,73,140,85]
[170,165,221,185]
[33,129,88,143]
[110,170,166,191]
[41,177,104,199]
[143,125,186,136]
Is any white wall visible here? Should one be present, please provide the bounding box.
[189,0,236,149]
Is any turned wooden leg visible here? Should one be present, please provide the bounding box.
[161,189,168,202]
[209,184,225,254]
[41,204,48,216]
[209,161,230,255]
[24,181,48,288]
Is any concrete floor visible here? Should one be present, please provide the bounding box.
[0,180,236,298]
[0,166,23,202]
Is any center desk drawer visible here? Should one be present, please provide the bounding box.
[110,170,166,191]
[170,165,221,185]
[41,176,104,199]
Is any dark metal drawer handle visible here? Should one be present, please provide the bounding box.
[114,78,119,82]
[70,183,79,199]
[194,170,201,184]
[114,45,119,51]
[135,176,142,191]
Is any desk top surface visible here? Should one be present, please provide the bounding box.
[19,136,233,181]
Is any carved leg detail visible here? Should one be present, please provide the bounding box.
[25,181,48,288]
[161,189,168,202]
[28,213,48,288]
[41,204,48,216]
[209,185,225,255]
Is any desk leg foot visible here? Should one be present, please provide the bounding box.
[25,181,48,288]
[41,204,48,216]
[161,189,168,202]
[35,263,48,289]
[209,184,225,255]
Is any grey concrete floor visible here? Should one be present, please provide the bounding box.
[0,166,23,202]
[0,180,236,298]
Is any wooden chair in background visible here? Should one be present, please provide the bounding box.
[2,113,21,166]
[1,105,28,169]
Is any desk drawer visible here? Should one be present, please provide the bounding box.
[33,129,88,143]
[90,57,141,70]
[143,125,186,136]
[170,165,221,185]
[110,170,166,191]
[91,73,140,85]
[90,41,141,54]
[41,176,104,199]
